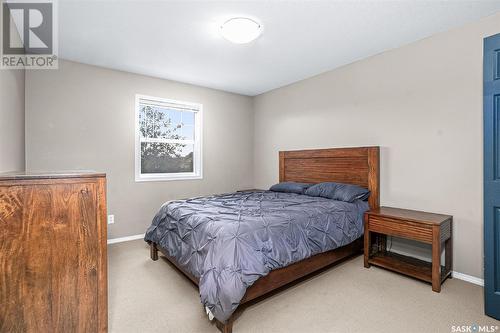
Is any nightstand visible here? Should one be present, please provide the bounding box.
[364,207,453,292]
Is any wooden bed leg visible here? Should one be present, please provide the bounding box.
[364,215,371,268]
[215,318,233,333]
[150,242,159,261]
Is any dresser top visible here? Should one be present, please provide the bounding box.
[0,171,106,181]
[366,206,452,225]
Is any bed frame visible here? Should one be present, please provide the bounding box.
[149,146,380,332]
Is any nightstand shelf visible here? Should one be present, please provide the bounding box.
[364,207,453,292]
[368,251,449,284]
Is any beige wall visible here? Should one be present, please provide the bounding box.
[0,69,25,173]
[26,60,254,239]
[253,12,500,279]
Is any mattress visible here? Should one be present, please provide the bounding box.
[144,190,368,322]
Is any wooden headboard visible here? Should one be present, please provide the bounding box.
[279,146,380,209]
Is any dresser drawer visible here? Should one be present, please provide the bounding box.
[368,215,433,243]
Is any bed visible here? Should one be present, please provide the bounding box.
[145,146,380,332]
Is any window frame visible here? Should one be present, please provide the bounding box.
[135,94,203,182]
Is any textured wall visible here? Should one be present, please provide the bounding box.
[0,69,25,173]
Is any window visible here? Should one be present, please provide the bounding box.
[135,95,202,181]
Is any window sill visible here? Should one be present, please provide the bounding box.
[135,174,203,182]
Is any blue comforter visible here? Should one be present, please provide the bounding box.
[144,190,368,322]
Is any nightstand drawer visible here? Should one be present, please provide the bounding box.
[368,216,433,243]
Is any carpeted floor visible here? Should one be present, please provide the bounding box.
[108,240,499,333]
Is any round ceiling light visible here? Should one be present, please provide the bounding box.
[220,17,262,44]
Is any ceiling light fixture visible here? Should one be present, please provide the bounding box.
[220,17,262,44]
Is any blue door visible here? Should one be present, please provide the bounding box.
[484,32,500,320]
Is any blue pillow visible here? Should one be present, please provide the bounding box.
[269,182,312,194]
[304,182,370,202]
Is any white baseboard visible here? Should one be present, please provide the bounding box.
[107,234,145,244]
[389,248,432,263]
[452,271,484,286]
[384,248,485,287]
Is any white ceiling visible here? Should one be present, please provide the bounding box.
[59,0,500,96]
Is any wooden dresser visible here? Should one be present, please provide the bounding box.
[0,172,108,332]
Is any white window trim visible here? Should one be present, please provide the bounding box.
[135,94,203,182]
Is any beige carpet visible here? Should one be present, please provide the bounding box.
[108,240,499,333]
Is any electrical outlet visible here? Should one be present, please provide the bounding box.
[107,215,115,224]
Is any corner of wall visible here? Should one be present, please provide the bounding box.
[0,67,26,173]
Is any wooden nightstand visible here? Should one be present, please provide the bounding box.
[364,207,453,292]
